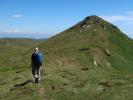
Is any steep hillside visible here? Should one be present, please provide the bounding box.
[0,16,133,100]
[41,15,133,71]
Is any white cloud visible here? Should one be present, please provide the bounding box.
[101,15,133,22]
[0,29,43,34]
[101,11,133,23]
[6,29,23,33]
[11,14,24,18]
[0,29,26,34]
[0,29,47,39]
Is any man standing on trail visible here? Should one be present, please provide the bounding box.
[31,48,43,83]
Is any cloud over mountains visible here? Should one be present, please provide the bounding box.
[11,14,24,18]
[101,11,133,23]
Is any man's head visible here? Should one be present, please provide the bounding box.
[34,47,39,54]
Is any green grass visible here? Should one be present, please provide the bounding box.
[0,65,133,100]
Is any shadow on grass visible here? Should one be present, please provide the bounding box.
[14,80,34,87]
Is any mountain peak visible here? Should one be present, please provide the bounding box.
[71,15,119,32]
[71,15,107,30]
[83,15,104,25]
[84,15,103,21]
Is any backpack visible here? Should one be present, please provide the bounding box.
[36,52,43,65]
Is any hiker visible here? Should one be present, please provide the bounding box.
[31,48,43,83]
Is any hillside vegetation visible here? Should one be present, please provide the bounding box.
[0,16,133,100]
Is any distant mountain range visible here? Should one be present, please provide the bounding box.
[0,38,46,47]
[0,32,50,39]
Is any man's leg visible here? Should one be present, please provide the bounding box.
[34,66,38,83]
[32,65,38,83]
[37,66,41,81]
[32,66,35,76]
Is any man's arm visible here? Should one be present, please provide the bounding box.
[31,54,33,67]
[39,52,43,66]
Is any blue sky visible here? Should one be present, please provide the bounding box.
[0,0,133,38]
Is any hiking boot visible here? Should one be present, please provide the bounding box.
[35,78,39,83]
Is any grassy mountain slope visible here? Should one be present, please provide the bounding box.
[0,38,45,67]
[0,38,45,73]
[0,16,133,100]
[41,15,133,71]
